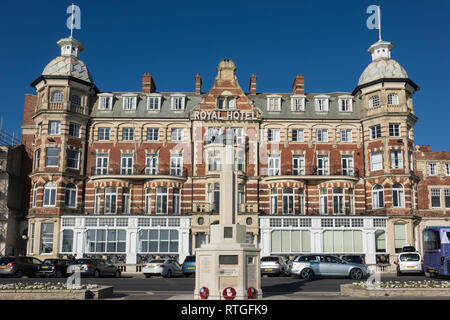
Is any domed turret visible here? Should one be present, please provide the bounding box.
[358,40,408,86]
[42,37,93,83]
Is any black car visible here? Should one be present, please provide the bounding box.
[67,258,121,278]
[0,256,42,278]
[36,259,71,278]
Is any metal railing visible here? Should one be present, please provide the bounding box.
[90,164,188,177]
[263,165,360,178]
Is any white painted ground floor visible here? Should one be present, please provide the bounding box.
[27,215,403,267]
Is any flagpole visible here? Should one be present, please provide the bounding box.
[70,3,74,37]
[378,6,382,41]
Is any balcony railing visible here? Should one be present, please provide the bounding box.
[90,164,188,177]
[263,165,360,178]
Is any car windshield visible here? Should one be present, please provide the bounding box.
[42,259,58,265]
[261,257,279,262]
[0,257,14,265]
[73,259,91,265]
[400,254,420,261]
[184,256,195,262]
[150,259,165,263]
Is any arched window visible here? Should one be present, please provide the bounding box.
[32,183,38,208]
[392,183,405,208]
[372,184,384,209]
[51,91,64,102]
[43,182,57,207]
[64,183,77,208]
[70,94,82,106]
[388,93,399,105]
[369,95,380,108]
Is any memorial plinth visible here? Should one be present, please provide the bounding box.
[194,148,262,300]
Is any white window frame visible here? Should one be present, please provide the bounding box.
[332,188,345,215]
[339,96,353,112]
[43,182,57,207]
[446,163,450,176]
[34,149,41,169]
[392,183,405,208]
[98,94,113,110]
[340,129,352,143]
[98,127,110,141]
[170,154,183,176]
[319,188,328,214]
[49,121,61,135]
[370,125,382,140]
[267,129,280,142]
[171,95,186,111]
[341,155,354,176]
[208,150,221,172]
[317,154,329,175]
[104,187,117,214]
[315,96,329,112]
[45,147,59,167]
[94,188,101,215]
[67,149,80,170]
[268,154,281,176]
[389,123,400,137]
[40,223,54,254]
[173,188,181,215]
[431,188,442,209]
[144,188,152,214]
[64,183,77,208]
[121,187,131,214]
[32,183,38,208]
[69,123,81,138]
[316,129,328,142]
[267,96,281,112]
[390,150,403,169]
[370,151,383,171]
[369,95,380,108]
[270,188,278,215]
[292,129,304,142]
[372,184,384,209]
[147,94,161,110]
[155,187,168,214]
[122,127,135,141]
[293,154,305,175]
[291,95,305,112]
[96,153,109,175]
[429,163,438,176]
[171,128,184,141]
[388,93,399,105]
[146,128,159,141]
[122,95,137,110]
[121,153,134,175]
[282,187,295,215]
[145,153,159,175]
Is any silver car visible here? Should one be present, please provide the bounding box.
[260,256,289,277]
[289,254,369,280]
[142,259,183,278]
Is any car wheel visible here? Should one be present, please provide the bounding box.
[144,274,151,278]
[115,270,121,278]
[397,269,402,276]
[94,270,100,278]
[55,270,63,278]
[300,268,313,280]
[350,268,363,280]
[165,270,172,278]
[15,270,23,279]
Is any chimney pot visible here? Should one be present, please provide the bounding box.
[142,73,156,93]
[195,74,202,94]
[292,74,305,94]
[249,74,257,94]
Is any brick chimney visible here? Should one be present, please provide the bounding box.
[142,73,156,93]
[419,145,432,152]
[249,74,257,94]
[292,75,305,94]
[195,73,202,94]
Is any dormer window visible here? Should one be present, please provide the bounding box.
[51,91,64,103]
[369,95,380,108]
[217,96,235,109]
[171,95,186,110]
[70,94,82,106]
[122,95,137,110]
[147,94,161,110]
[315,96,329,112]
[388,93,399,105]
[291,95,305,111]
[339,96,353,112]
[99,94,113,110]
[267,96,281,112]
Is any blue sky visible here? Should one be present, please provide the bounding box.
[0,0,449,150]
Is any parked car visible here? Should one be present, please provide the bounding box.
[66,258,121,278]
[181,255,196,277]
[289,254,369,280]
[395,252,424,275]
[142,259,183,278]
[340,255,365,266]
[260,256,288,277]
[36,259,71,278]
[0,256,42,278]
